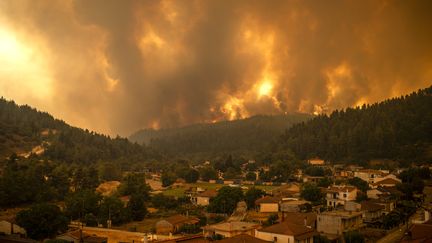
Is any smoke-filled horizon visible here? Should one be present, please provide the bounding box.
[0,0,431,136]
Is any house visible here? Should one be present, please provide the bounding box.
[255,196,281,213]
[0,220,26,235]
[353,169,391,184]
[214,234,270,243]
[325,185,357,207]
[367,186,400,200]
[280,200,311,213]
[370,177,401,188]
[255,221,316,243]
[194,190,218,206]
[202,221,260,238]
[271,183,301,198]
[157,235,209,243]
[282,212,317,229]
[360,202,385,223]
[367,187,389,199]
[334,169,353,179]
[155,215,200,235]
[308,158,325,166]
[368,198,396,214]
[56,229,108,243]
[302,176,325,184]
[317,211,363,237]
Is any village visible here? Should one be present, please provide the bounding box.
[1,158,431,243]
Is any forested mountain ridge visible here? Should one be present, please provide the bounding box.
[279,86,432,164]
[0,98,159,164]
[130,113,313,157]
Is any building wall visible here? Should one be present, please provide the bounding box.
[366,189,381,199]
[326,189,357,207]
[341,215,363,231]
[317,215,342,235]
[354,171,393,184]
[318,213,363,235]
[212,229,255,238]
[260,203,279,212]
[255,231,294,243]
[197,196,210,206]
[0,221,26,235]
[363,210,383,222]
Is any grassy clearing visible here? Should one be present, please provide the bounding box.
[254,185,279,192]
[162,187,186,197]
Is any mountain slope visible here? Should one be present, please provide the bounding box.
[0,98,159,163]
[130,113,313,157]
[278,86,432,163]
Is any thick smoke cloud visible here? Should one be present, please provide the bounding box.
[0,0,431,135]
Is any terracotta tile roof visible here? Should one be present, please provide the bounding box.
[202,221,260,232]
[258,221,317,240]
[372,178,400,186]
[357,169,387,175]
[215,234,270,243]
[158,235,209,243]
[196,190,218,198]
[319,210,363,218]
[361,202,385,212]
[376,186,400,195]
[283,212,317,227]
[58,230,107,243]
[326,185,357,193]
[255,196,281,205]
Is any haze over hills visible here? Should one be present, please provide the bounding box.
[129,113,313,157]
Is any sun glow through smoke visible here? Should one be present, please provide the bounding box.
[0,27,52,101]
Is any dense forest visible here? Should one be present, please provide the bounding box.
[0,98,160,165]
[278,86,432,164]
[130,113,312,158]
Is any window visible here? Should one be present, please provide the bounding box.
[273,236,277,242]
[343,193,347,198]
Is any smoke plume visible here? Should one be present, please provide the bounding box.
[0,0,431,135]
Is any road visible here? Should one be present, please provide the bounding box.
[376,225,408,243]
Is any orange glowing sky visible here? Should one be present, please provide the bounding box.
[0,0,431,136]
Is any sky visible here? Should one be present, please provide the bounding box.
[0,0,431,136]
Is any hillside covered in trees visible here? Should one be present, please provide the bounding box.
[0,98,160,164]
[129,113,312,158]
[278,86,432,164]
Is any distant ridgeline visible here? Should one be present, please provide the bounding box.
[129,113,313,158]
[0,98,159,164]
[278,86,432,163]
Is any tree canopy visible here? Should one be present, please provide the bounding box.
[278,87,432,163]
[16,203,68,240]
